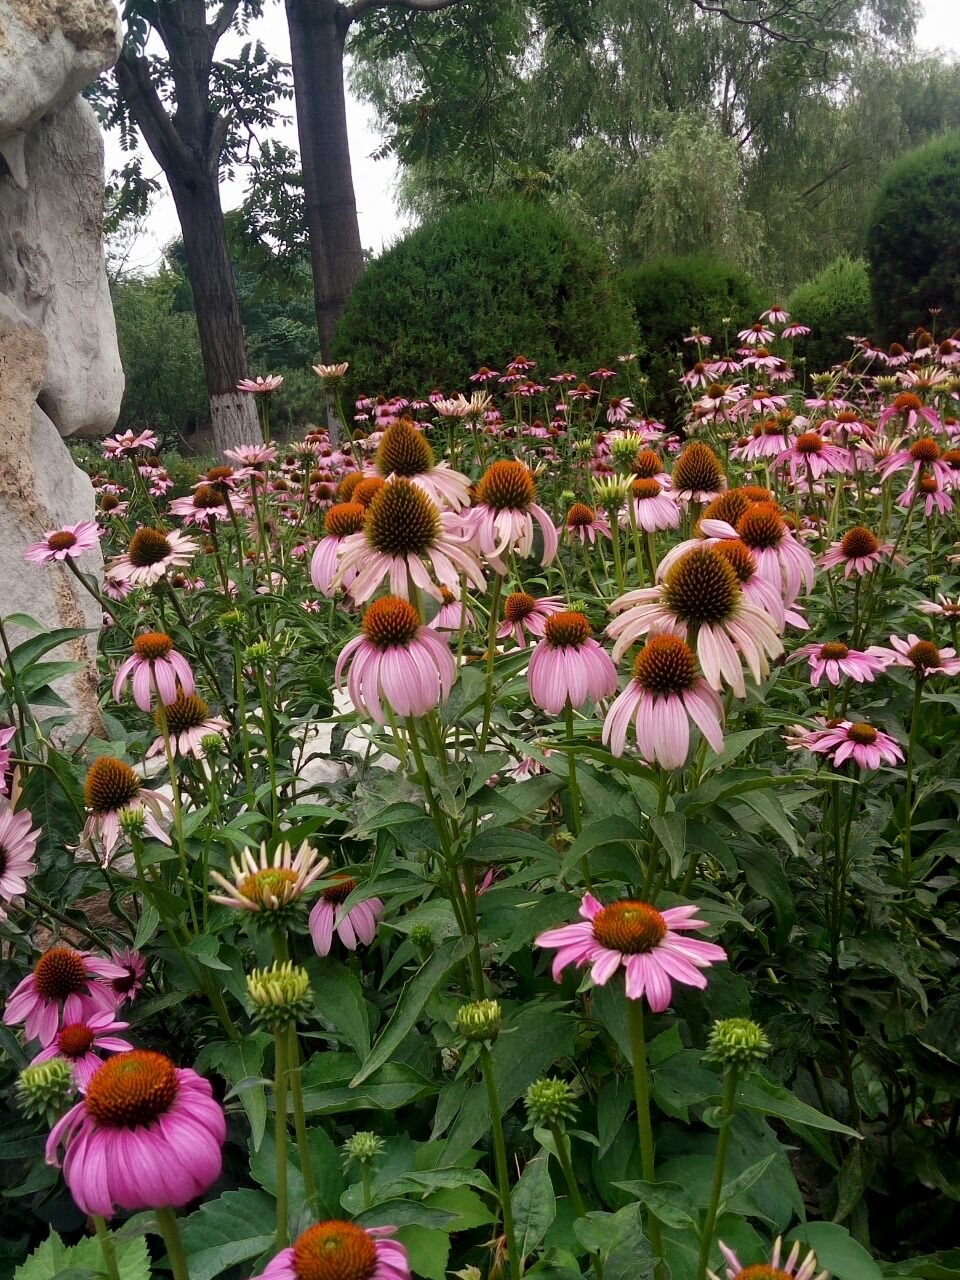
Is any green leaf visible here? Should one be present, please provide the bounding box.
[614,1180,699,1231]
[786,1222,883,1280]
[395,1225,450,1280]
[196,1035,271,1149]
[6,626,90,671]
[719,1154,777,1216]
[13,1230,149,1280]
[512,1156,557,1262]
[178,1189,276,1280]
[351,935,472,1085]
[737,1076,861,1141]
[650,812,687,878]
[306,958,372,1058]
[302,1053,438,1114]
[250,1126,345,1216]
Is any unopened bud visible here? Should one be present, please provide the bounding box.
[246,961,312,1029]
[457,999,501,1044]
[525,1077,578,1127]
[342,1130,385,1168]
[17,1059,74,1124]
[705,1017,771,1069]
[118,805,146,836]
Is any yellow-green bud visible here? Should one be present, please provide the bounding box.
[705,1018,771,1069]
[591,475,631,510]
[246,961,312,1029]
[244,639,270,665]
[200,732,224,757]
[17,1059,74,1124]
[221,608,244,634]
[342,1130,385,1168]
[118,805,146,836]
[875,376,899,392]
[457,999,501,1044]
[525,1077,578,1128]
[610,433,645,471]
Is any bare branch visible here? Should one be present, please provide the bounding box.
[346,0,468,24]
[114,49,198,178]
[688,0,827,51]
[209,0,243,50]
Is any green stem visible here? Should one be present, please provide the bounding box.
[696,1069,740,1280]
[93,1215,121,1280]
[288,1025,316,1207]
[155,1207,190,1280]
[548,1120,603,1277]
[902,676,924,886]
[478,573,505,752]
[626,998,664,1279]
[479,1043,521,1280]
[153,692,199,934]
[274,1025,290,1249]
[563,700,589,890]
[362,1163,373,1211]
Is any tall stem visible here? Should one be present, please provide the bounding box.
[479,1043,521,1280]
[902,676,924,885]
[626,998,664,1279]
[93,1215,121,1280]
[564,700,590,891]
[274,1025,290,1249]
[287,1025,316,1207]
[155,1207,190,1280]
[696,1069,739,1280]
[478,573,504,752]
[548,1122,602,1278]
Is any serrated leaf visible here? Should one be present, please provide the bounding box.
[305,958,372,1058]
[512,1156,556,1262]
[178,1189,276,1280]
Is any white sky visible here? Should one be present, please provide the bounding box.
[108,0,960,272]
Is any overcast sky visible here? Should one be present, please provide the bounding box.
[107,0,960,272]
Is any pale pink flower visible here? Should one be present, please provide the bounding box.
[112,632,195,711]
[606,396,635,423]
[566,503,610,544]
[238,374,283,393]
[168,486,237,526]
[898,477,954,516]
[630,479,681,531]
[310,502,366,595]
[776,433,849,483]
[469,460,558,573]
[0,724,14,797]
[820,527,893,578]
[709,1237,827,1280]
[107,528,198,588]
[32,1010,133,1089]
[0,805,39,917]
[781,322,811,339]
[527,612,617,715]
[919,594,960,618]
[309,874,383,954]
[788,641,887,687]
[24,521,101,565]
[738,322,775,346]
[786,718,903,769]
[102,429,157,458]
[497,592,565,648]
[700,505,815,607]
[867,633,960,678]
[877,392,941,434]
[145,691,228,759]
[879,436,951,487]
[79,757,173,864]
[428,590,476,632]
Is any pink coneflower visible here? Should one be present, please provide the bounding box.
[789,641,887,687]
[919,593,960,617]
[309,875,384,955]
[3,947,128,1044]
[311,502,366,595]
[709,1236,827,1280]
[760,304,790,325]
[470,461,559,573]
[899,474,954,516]
[733,387,788,420]
[566,503,610,545]
[112,632,195,712]
[787,718,903,770]
[102,429,158,458]
[535,892,726,1010]
[0,724,14,797]
[879,436,951,488]
[250,1222,410,1280]
[680,362,713,390]
[238,374,283,393]
[108,947,145,1005]
[671,443,727,504]
[46,1050,225,1215]
[210,840,329,913]
[867,634,960,678]
[470,366,500,383]
[428,588,476,633]
[336,596,456,724]
[79,757,173,863]
[0,805,39,918]
[312,362,349,381]
[527,612,617,715]
[607,547,783,698]
[684,331,712,347]
[877,391,941,434]
[24,521,101,565]
[630,479,681,532]
[168,484,236,526]
[370,420,471,511]
[497,592,564,648]
[606,396,635,423]
[738,322,776,347]
[333,480,485,604]
[702,504,816,607]
[736,418,789,461]
[107,528,198,588]
[821,526,893,577]
[32,1010,133,1088]
[602,634,724,766]
[224,443,278,466]
[145,692,228,759]
[777,433,849,483]
[781,322,811,339]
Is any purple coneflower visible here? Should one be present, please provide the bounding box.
[820,526,893,578]
[107,527,198,588]
[249,1222,410,1280]
[3,947,128,1044]
[565,503,610,544]
[145,691,228,759]
[24,521,101,566]
[210,840,329,913]
[497,592,565,648]
[786,718,903,770]
[238,374,283,393]
[79,757,173,863]
[32,1010,133,1089]
[709,1236,827,1280]
[788,641,887,687]
[867,633,960,678]
[113,632,195,711]
[469,460,558,573]
[630,479,681,532]
[0,805,39,918]
[309,874,384,955]
[527,612,617,715]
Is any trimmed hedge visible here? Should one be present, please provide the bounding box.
[787,256,872,372]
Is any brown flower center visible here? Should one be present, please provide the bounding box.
[85,1050,178,1127]
[133,632,173,661]
[632,479,663,500]
[592,901,667,954]
[321,875,358,904]
[662,547,739,626]
[544,611,592,648]
[99,494,121,513]
[909,437,941,462]
[362,595,422,648]
[84,757,141,813]
[739,485,773,504]
[47,531,77,551]
[702,490,751,526]
[848,723,878,745]
[476,460,537,511]
[239,867,299,905]
[354,477,387,508]
[712,540,755,583]
[794,433,824,455]
[375,421,435,477]
[893,392,923,413]
[633,450,665,479]
[566,503,596,528]
[364,479,440,557]
[737,502,785,550]
[840,526,880,559]
[632,635,698,694]
[504,592,537,623]
[127,528,172,567]
[324,502,367,539]
[192,485,224,509]
[943,449,960,470]
[907,640,941,670]
[820,642,849,660]
[33,948,89,1001]
[58,1023,96,1058]
[919,475,939,494]
[737,1268,792,1280]
[156,691,209,734]
[291,1222,378,1280]
[761,418,784,437]
[337,472,364,502]
[672,442,724,493]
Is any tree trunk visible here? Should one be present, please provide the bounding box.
[284,0,365,357]
[167,170,261,455]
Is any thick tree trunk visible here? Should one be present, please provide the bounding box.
[167,171,261,455]
[284,0,365,357]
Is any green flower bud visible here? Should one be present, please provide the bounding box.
[457,999,501,1044]
[17,1059,74,1124]
[524,1077,578,1128]
[610,433,645,471]
[221,608,244,634]
[200,732,224,757]
[705,1017,771,1069]
[568,599,588,616]
[118,805,146,836]
[591,475,631,511]
[342,1130,385,1168]
[246,961,312,1030]
[244,639,270,665]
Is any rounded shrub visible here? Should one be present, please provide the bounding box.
[866,132,960,342]
[332,198,637,397]
[787,255,872,373]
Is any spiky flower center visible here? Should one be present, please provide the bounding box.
[820,642,849,660]
[672,442,724,492]
[322,875,357,904]
[737,502,785,549]
[736,1268,792,1280]
[58,1023,95,1058]
[848,723,878,745]
[592,901,667,954]
[632,479,663,500]
[909,437,941,462]
[794,433,824,455]
[338,473,364,501]
[761,418,784,436]
[33,948,89,1001]
[919,475,939,494]
[192,485,224,509]
[712,540,756,582]
[566,503,596,528]
[476,461,537,511]
[907,640,941,670]
[504,592,537,623]
[100,494,121,513]
[85,1050,178,1127]
[354,477,387,508]
[662,547,739,626]
[325,502,367,539]
[47,531,77,551]
[634,450,664,479]
[739,486,773,504]
[84,757,141,813]
[207,466,234,484]
[544,611,592,648]
[364,480,440,557]
[840,526,880,558]
[127,528,172,567]
[240,867,298,905]
[894,392,923,413]
[943,449,960,469]
[375,421,434,477]
[362,595,421,648]
[702,490,751,526]
[156,691,210,734]
[133,632,173,661]
[291,1221,378,1280]
[631,635,697,694]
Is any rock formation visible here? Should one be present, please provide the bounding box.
[0,0,122,730]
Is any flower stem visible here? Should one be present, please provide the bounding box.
[626,998,664,1279]
[563,700,590,890]
[274,1025,290,1249]
[696,1068,740,1280]
[362,1162,373,1211]
[479,1043,521,1280]
[902,676,924,886]
[548,1121,602,1278]
[478,572,504,752]
[155,1206,189,1280]
[287,1025,316,1208]
[93,1215,120,1280]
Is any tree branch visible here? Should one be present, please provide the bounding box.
[688,0,826,51]
[346,0,468,23]
[208,0,242,51]
[114,49,198,178]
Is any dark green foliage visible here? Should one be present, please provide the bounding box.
[866,132,960,341]
[332,198,637,397]
[619,255,763,422]
[788,256,872,372]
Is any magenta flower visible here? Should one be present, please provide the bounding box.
[788,641,887,687]
[168,485,237,526]
[776,433,849,483]
[528,612,618,715]
[107,947,146,1005]
[0,804,39,918]
[497,592,565,648]
[898,476,954,516]
[709,1237,827,1280]
[24,521,101,566]
[786,718,903,770]
[428,589,476,633]
[566,503,610,544]
[737,322,775,346]
[535,893,726,1010]
[3,947,128,1044]
[820,526,893,578]
[470,460,558,574]
[46,1050,225,1216]
[238,374,284,393]
[107,527,199,588]
[879,435,950,487]
[877,391,941,434]
[602,634,724,767]
[606,396,635,423]
[760,304,790,324]
[79,756,173,864]
[112,632,195,711]
[309,874,384,955]
[250,1222,410,1280]
[630,479,681,532]
[336,596,456,724]
[867,634,960,678]
[32,1010,133,1089]
[0,724,15,797]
